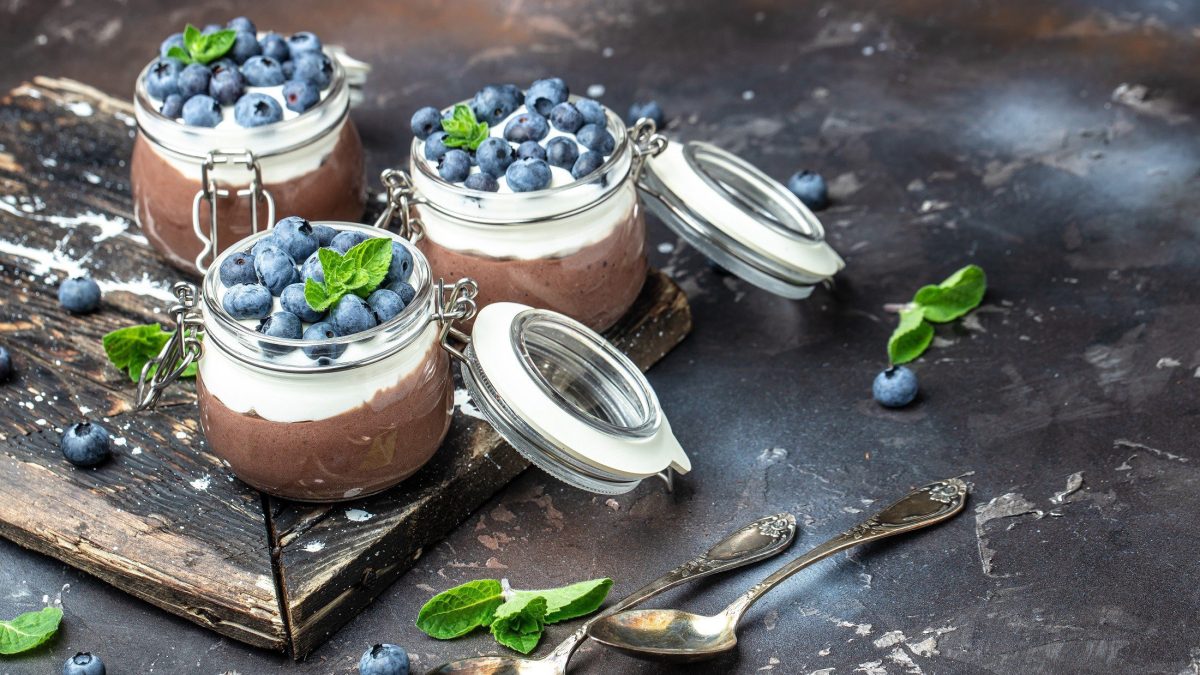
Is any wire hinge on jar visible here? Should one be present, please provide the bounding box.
[192,149,276,273]
[373,168,425,242]
[134,282,204,412]
[629,118,668,183]
[431,278,479,363]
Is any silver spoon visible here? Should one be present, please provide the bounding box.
[425,512,797,674]
[586,478,969,663]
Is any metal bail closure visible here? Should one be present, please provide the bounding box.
[459,302,691,495]
[191,149,276,273]
[634,124,845,300]
[373,168,425,242]
[135,282,204,411]
[431,277,479,362]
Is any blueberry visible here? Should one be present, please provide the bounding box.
[291,51,333,88]
[474,137,515,178]
[545,136,580,170]
[786,170,829,211]
[571,150,606,179]
[471,84,523,126]
[257,311,303,353]
[58,277,101,314]
[277,79,317,114]
[526,77,569,116]
[330,230,370,254]
[282,60,295,80]
[160,33,184,58]
[145,58,183,99]
[383,242,414,285]
[178,63,211,98]
[464,173,499,192]
[62,651,106,675]
[368,289,406,323]
[330,295,377,336]
[159,94,184,119]
[208,67,244,105]
[181,95,222,127]
[311,224,337,246]
[222,283,272,319]
[574,98,606,127]
[0,346,13,383]
[234,93,283,128]
[576,123,615,154]
[219,251,257,286]
[60,423,110,468]
[424,131,451,162]
[281,283,324,323]
[301,321,346,361]
[202,23,224,35]
[503,112,549,143]
[259,32,289,62]
[549,102,584,133]
[438,149,471,183]
[209,58,238,77]
[287,31,322,56]
[385,281,416,305]
[272,216,320,261]
[506,158,552,192]
[230,30,262,64]
[627,100,665,129]
[227,16,256,33]
[254,246,299,295]
[873,366,919,408]
[359,643,410,675]
[240,55,285,87]
[251,235,282,257]
[301,250,325,283]
[410,106,443,140]
[517,140,546,161]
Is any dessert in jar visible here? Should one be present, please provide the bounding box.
[130,17,366,274]
[135,217,692,501]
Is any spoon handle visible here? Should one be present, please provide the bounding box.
[724,478,968,624]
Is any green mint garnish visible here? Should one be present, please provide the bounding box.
[416,577,613,653]
[102,324,198,382]
[0,606,63,654]
[304,238,393,312]
[887,264,986,365]
[440,104,489,151]
[168,24,237,65]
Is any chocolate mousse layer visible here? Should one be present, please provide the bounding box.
[196,341,452,502]
[132,120,365,274]
[419,206,648,332]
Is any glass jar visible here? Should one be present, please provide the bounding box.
[137,222,691,502]
[130,56,366,275]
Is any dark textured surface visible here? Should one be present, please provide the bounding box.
[2,1,1199,673]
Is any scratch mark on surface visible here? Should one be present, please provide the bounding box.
[975,492,1041,576]
[1115,438,1189,463]
[888,647,924,674]
[1050,471,1085,504]
[873,630,907,649]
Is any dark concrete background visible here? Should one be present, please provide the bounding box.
[3,0,1200,673]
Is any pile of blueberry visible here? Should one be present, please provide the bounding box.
[219,217,416,362]
[410,78,618,192]
[145,17,334,128]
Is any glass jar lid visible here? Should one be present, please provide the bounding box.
[638,140,845,299]
[461,302,691,494]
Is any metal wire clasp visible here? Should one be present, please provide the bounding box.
[431,278,478,363]
[134,282,204,411]
[191,149,276,273]
[629,118,668,182]
[373,168,425,242]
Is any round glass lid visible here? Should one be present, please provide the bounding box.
[461,302,691,495]
[638,140,845,299]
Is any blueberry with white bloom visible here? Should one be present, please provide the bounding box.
[209,58,237,77]
[517,140,546,161]
[383,242,414,285]
[471,84,523,125]
[223,283,272,319]
[62,651,106,675]
[464,173,499,192]
[202,23,224,35]
[438,149,471,182]
[873,366,919,408]
[571,151,605,179]
[302,321,346,360]
[254,246,299,295]
[257,311,303,354]
[0,346,12,383]
[219,251,257,286]
[227,16,256,33]
[311,223,337,247]
[506,158,552,192]
[504,112,549,143]
[272,216,320,261]
[545,136,579,170]
[160,33,184,58]
[58,277,101,314]
[251,235,282,257]
[526,77,569,116]
[576,123,615,154]
[234,93,283,128]
[60,422,111,468]
[240,55,285,87]
[627,100,665,129]
[230,30,262,64]
[574,98,606,127]
[475,137,515,178]
[287,31,322,56]
[301,250,325,283]
[330,295,377,336]
[208,67,244,105]
[159,94,184,119]
[145,58,183,98]
[259,32,289,62]
[424,131,451,162]
[786,170,829,211]
[359,644,410,675]
[291,51,332,88]
[281,79,319,113]
[368,288,406,323]
[178,63,211,98]
[410,106,443,140]
[330,230,370,253]
[181,95,222,127]
[549,102,584,133]
[281,283,325,323]
[386,281,416,305]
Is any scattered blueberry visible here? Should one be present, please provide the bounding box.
[471,84,523,125]
[227,16,256,33]
[574,98,606,127]
[258,311,303,353]
[368,289,406,323]
[301,250,325,283]
[438,149,471,182]
[240,55,285,86]
[330,295,377,336]
[571,150,606,179]
[159,94,184,119]
[182,95,222,127]
[281,283,324,323]
[0,346,12,383]
[160,33,184,58]
[178,63,211,98]
[503,112,549,143]
[627,100,665,129]
[282,80,320,113]
[219,251,258,286]
[786,170,830,211]
[359,643,410,675]
[272,216,320,261]
[287,31,322,56]
[526,77,569,116]
[475,137,515,178]
[383,242,414,285]
[423,131,451,162]
[145,58,183,99]
[873,366,918,408]
[517,140,546,161]
[385,281,416,305]
[549,102,584,133]
[301,321,346,360]
[410,106,443,140]
[222,283,272,319]
[62,651,106,675]
[230,30,262,64]
[292,51,333,88]
[577,123,615,153]
[234,93,283,128]
[60,423,111,468]
[254,246,299,295]
[330,230,370,254]
[259,32,290,62]
[208,67,245,105]
[546,136,580,170]
[311,223,337,247]
[506,158,552,192]
[58,277,101,314]
[464,173,499,192]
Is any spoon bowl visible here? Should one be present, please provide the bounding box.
[585,608,736,662]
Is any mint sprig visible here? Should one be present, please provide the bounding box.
[440,104,489,151]
[304,238,393,312]
[167,24,237,65]
[0,606,63,654]
[103,324,199,382]
[887,264,986,364]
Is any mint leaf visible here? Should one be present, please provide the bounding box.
[166,45,193,64]
[103,324,197,382]
[304,278,336,313]
[440,104,489,151]
[0,606,63,654]
[183,24,203,57]
[195,29,236,64]
[346,238,392,288]
[510,578,612,624]
[913,264,986,323]
[416,579,505,640]
[888,307,933,365]
[490,595,547,654]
